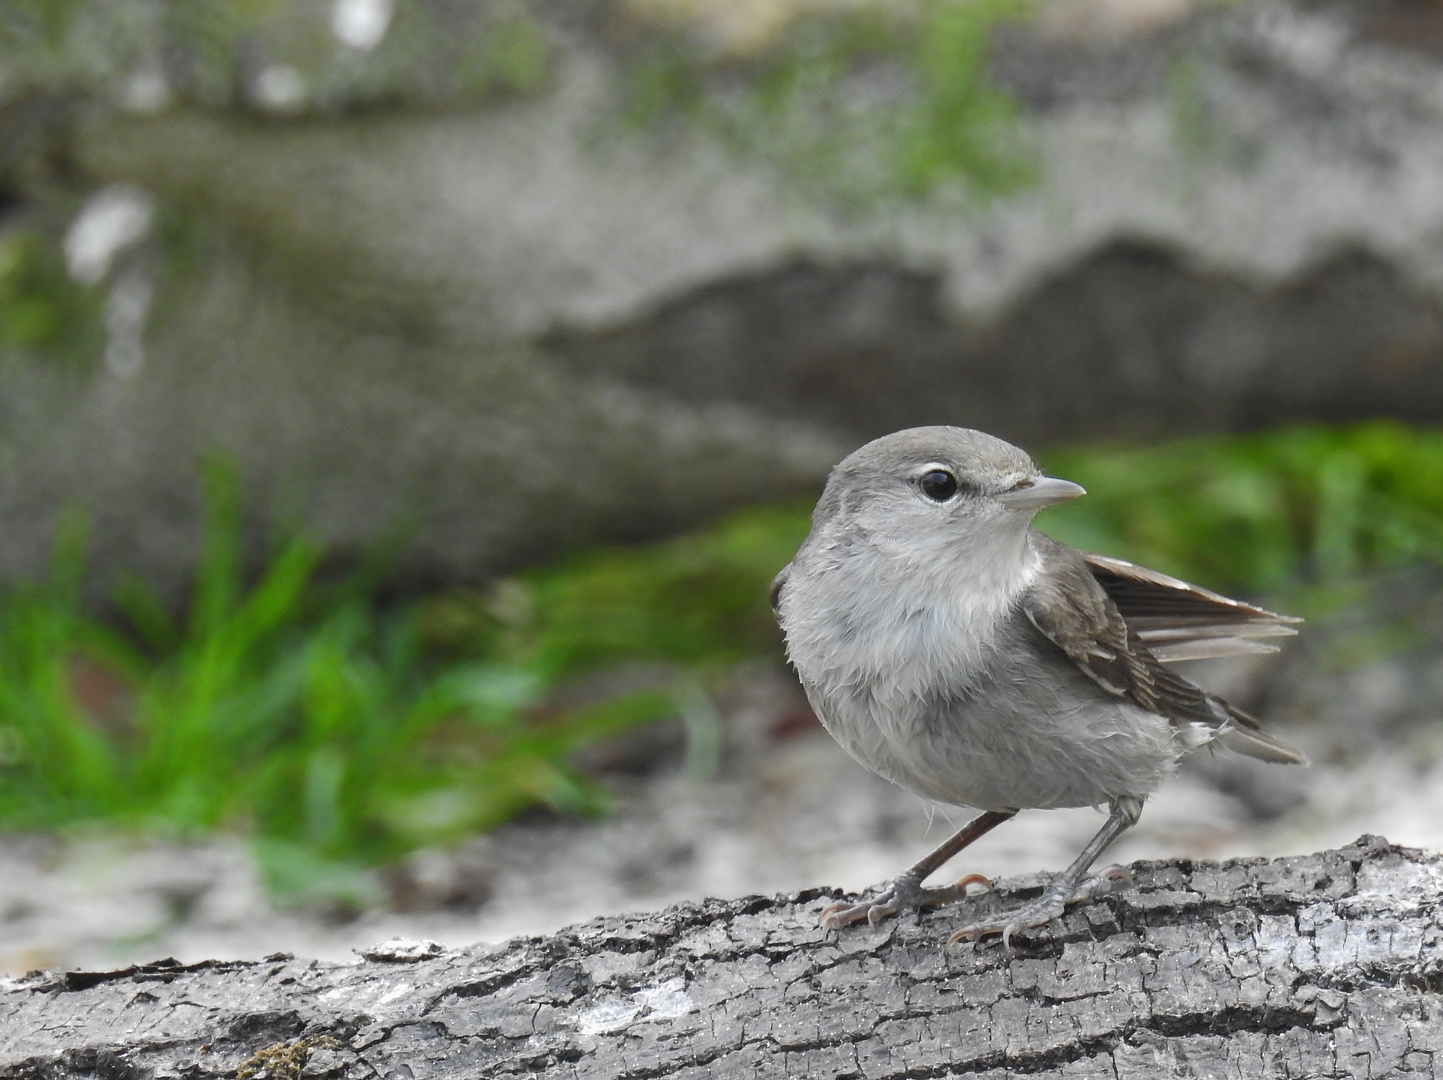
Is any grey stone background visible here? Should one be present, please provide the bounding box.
[7,0,1443,599]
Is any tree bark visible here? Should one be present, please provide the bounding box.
[3,835,1440,1079]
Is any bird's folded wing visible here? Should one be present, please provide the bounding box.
[1021,553,1224,731]
[1024,542,1306,764]
[1082,552,1301,663]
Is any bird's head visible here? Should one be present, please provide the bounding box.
[814,426,1085,557]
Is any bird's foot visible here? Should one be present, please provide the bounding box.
[944,864,1133,951]
[819,872,993,930]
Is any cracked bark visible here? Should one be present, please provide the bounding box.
[3,835,1441,1079]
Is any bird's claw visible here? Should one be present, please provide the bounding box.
[819,872,993,930]
[944,864,1134,951]
[945,891,1069,952]
[1072,863,1133,902]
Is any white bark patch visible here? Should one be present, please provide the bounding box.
[576,977,693,1035]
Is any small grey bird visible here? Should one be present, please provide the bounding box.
[772,426,1305,946]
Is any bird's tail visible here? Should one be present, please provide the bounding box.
[1217,702,1308,765]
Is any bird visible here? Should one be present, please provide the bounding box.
[770,426,1305,947]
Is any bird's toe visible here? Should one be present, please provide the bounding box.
[944,867,1134,950]
[945,892,1068,950]
[819,872,992,930]
[1073,864,1133,903]
[818,898,884,930]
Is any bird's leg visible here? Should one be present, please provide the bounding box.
[819,809,1016,930]
[945,796,1142,950]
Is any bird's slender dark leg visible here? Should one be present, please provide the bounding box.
[946,795,1142,950]
[819,809,1016,930]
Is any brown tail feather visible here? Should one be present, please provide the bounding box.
[1210,699,1308,764]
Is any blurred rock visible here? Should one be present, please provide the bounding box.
[383,847,495,913]
[6,0,1443,596]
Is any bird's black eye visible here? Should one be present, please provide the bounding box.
[919,469,959,502]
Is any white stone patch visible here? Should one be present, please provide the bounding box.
[254,65,307,112]
[332,0,393,51]
[64,185,154,285]
[576,977,693,1035]
[120,70,170,114]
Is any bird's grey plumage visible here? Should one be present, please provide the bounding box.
[774,425,1303,942]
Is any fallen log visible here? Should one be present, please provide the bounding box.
[3,835,1440,1079]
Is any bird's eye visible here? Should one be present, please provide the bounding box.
[919,469,959,502]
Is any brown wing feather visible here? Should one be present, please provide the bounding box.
[1021,560,1220,729]
[1082,552,1300,663]
[1024,539,1306,765]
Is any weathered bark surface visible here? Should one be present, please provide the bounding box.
[3,835,1440,1079]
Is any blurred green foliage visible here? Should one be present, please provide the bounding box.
[1167,56,1221,163]
[0,0,554,114]
[420,502,808,678]
[3,423,1442,899]
[3,0,1024,204]
[3,0,86,47]
[460,4,551,97]
[894,0,1032,196]
[622,0,1033,206]
[0,463,688,902]
[1038,422,1443,603]
[0,227,102,364]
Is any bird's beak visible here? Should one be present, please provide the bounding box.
[996,476,1086,510]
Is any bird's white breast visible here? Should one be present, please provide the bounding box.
[784,519,1037,696]
[781,515,1042,783]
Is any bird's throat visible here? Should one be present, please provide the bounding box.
[828,523,1041,697]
